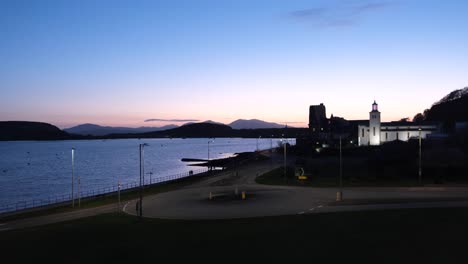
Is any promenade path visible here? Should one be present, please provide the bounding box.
[123,157,468,220]
[0,203,119,232]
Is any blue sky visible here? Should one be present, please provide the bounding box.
[1,0,467,128]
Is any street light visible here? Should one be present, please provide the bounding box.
[270,135,274,168]
[282,137,287,180]
[71,148,75,208]
[147,171,153,185]
[117,181,121,212]
[337,136,343,201]
[208,139,214,171]
[418,128,422,185]
[139,143,149,217]
[270,135,273,152]
[208,140,213,161]
[78,165,81,208]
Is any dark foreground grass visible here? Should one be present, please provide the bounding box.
[1,207,468,263]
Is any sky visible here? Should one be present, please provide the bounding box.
[1,0,467,129]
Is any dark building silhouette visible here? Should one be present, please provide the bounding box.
[308,103,328,134]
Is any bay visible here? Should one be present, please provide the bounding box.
[0,138,294,207]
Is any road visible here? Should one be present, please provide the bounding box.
[123,156,468,220]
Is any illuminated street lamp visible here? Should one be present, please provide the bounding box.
[208,139,214,161]
[208,139,214,171]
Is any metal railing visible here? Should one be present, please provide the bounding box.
[0,168,208,214]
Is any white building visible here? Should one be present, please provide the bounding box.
[358,101,437,146]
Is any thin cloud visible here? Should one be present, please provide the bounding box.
[290,1,393,28]
[291,7,326,18]
[356,2,391,12]
[145,119,200,122]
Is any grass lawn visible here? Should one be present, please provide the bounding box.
[1,207,468,263]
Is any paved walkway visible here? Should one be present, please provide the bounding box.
[123,157,468,220]
[0,203,120,232]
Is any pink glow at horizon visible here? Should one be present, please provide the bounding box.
[1,1,467,129]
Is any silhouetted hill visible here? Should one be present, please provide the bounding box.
[0,121,70,141]
[64,123,178,136]
[433,87,468,105]
[145,123,234,138]
[108,122,308,139]
[425,87,468,128]
[229,119,285,129]
[181,120,225,126]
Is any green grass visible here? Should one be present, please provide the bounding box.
[0,171,214,221]
[256,166,431,187]
[1,207,468,263]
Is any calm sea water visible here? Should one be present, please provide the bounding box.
[0,138,294,206]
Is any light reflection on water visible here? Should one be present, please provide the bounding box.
[0,138,294,205]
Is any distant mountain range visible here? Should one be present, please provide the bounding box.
[64,123,178,136]
[112,122,305,139]
[228,119,285,129]
[65,119,287,136]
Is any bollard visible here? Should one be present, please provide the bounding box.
[336,191,342,202]
[241,191,246,200]
[209,192,213,200]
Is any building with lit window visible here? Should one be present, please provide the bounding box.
[358,101,437,146]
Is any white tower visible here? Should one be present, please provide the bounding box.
[369,101,381,146]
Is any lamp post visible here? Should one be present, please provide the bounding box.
[118,181,121,212]
[282,137,287,180]
[270,135,274,168]
[270,135,273,152]
[139,143,149,217]
[78,166,81,208]
[147,171,153,185]
[208,140,212,161]
[418,128,422,185]
[208,139,214,171]
[337,136,343,201]
[71,148,75,208]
